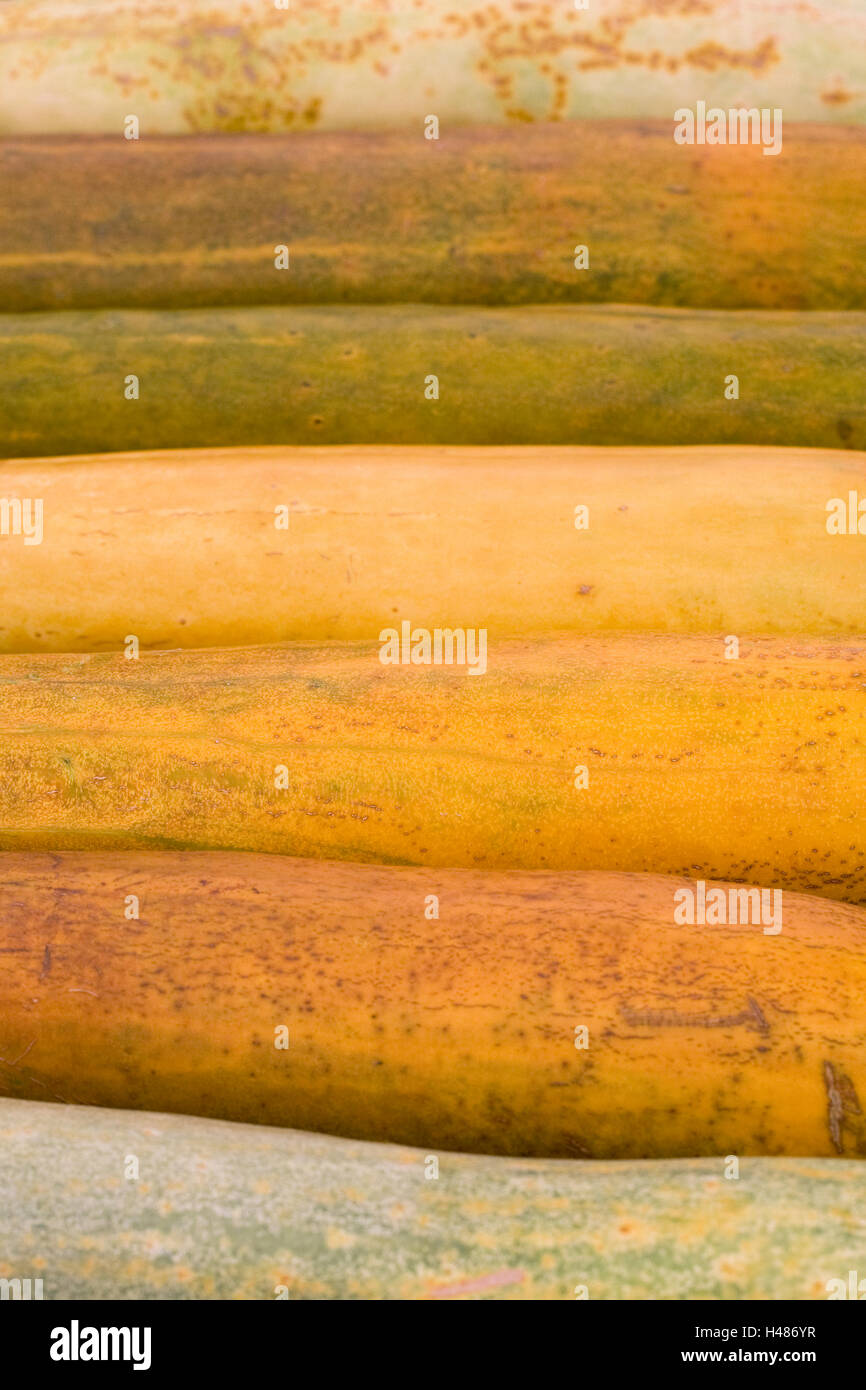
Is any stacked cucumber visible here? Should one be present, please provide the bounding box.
[0,0,864,1301]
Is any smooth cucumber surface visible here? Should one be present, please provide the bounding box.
[1,1098,863,1299]
[0,445,863,652]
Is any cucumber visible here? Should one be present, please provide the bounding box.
[0,0,863,134]
[2,124,864,312]
[1,304,863,456]
[0,444,862,652]
[0,1098,863,1299]
[2,853,866,1156]
[0,640,863,906]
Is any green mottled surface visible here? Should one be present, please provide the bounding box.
[1,304,864,457]
[0,1099,864,1300]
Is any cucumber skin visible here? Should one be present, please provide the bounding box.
[0,1098,862,1300]
[0,445,863,653]
[2,304,864,457]
[1,0,864,134]
[3,125,865,313]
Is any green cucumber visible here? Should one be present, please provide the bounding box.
[1,304,864,456]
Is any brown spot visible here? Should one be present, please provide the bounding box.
[621,995,769,1033]
[823,1060,862,1154]
[821,86,855,106]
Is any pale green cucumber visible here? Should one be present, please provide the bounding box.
[0,1098,864,1299]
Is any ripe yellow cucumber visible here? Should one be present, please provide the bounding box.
[2,305,865,457]
[2,1099,866,1299]
[1,854,866,1158]
[3,125,865,312]
[1,0,863,135]
[0,445,863,653]
[0,636,862,903]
